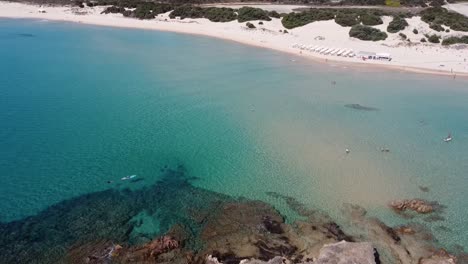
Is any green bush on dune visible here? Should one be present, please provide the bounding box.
[349,24,388,41]
[421,7,468,32]
[387,16,408,33]
[237,7,272,22]
[335,12,360,26]
[442,35,468,45]
[427,34,440,43]
[429,23,444,32]
[359,13,383,25]
[281,9,336,29]
[169,6,237,22]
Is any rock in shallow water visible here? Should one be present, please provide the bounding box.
[390,199,434,214]
[315,240,377,264]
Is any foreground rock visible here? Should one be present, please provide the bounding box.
[315,241,377,264]
[206,241,377,264]
[419,249,458,264]
[389,199,434,214]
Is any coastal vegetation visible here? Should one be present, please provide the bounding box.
[334,13,359,27]
[387,16,408,33]
[360,13,383,25]
[102,4,278,23]
[169,6,237,22]
[281,8,335,29]
[427,34,441,43]
[442,35,468,45]
[101,3,173,19]
[349,25,388,41]
[281,8,387,29]
[421,7,468,32]
[237,7,272,22]
[246,22,256,28]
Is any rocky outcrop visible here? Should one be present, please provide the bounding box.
[315,241,377,264]
[389,199,434,214]
[205,241,378,264]
[420,249,457,264]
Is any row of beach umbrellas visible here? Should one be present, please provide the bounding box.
[292,43,356,57]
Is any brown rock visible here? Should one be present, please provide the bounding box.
[390,199,434,214]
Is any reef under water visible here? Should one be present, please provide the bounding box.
[0,165,466,264]
[344,103,379,111]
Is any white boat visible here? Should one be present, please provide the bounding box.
[121,175,137,180]
[444,133,452,142]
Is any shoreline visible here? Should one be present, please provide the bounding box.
[1,1,468,77]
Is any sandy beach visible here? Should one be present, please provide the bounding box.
[1,1,468,76]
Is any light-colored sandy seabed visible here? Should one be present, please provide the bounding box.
[1,1,468,76]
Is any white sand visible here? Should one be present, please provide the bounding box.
[1,1,468,76]
[445,2,468,17]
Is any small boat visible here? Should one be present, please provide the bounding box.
[345,148,350,154]
[444,133,452,142]
[121,175,137,181]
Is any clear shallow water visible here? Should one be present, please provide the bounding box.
[1,19,467,249]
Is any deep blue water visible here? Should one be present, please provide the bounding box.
[1,18,467,250]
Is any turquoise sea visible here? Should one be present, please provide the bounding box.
[1,18,467,252]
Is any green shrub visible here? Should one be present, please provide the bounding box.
[238,7,271,22]
[421,38,427,42]
[399,32,407,39]
[413,28,418,34]
[204,7,237,22]
[101,6,125,14]
[283,29,289,33]
[427,34,440,43]
[421,7,468,32]
[281,9,335,29]
[360,13,383,25]
[169,6,237,22]
[429,23,444,32]
[442,36,468,45]
[170,5,204,19]
[445,29,450,32]
[387,16,408,33]
[349,25,388,41]
[246,22,256,28]
[268,11,281,18]
[335,13,359,26]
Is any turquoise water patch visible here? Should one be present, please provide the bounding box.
[0,18,467,250]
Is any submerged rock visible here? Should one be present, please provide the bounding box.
[389,199,434,214]
[315,241,377,264]
[344,103,379,111]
